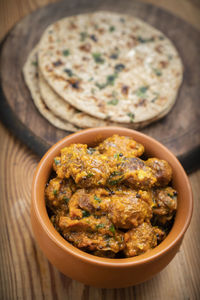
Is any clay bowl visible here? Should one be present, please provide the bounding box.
[31,127,193,288]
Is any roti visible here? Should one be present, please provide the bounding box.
[23,46,78,132]
[38,62,156,129]
[38,67,112,128]
[38,11,183,124]
[24,46,152,131]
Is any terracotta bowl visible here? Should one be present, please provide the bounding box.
[31,127,193,288]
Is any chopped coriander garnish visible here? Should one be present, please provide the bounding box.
[64,68,74,77]
[95,82,107,90]
[109,224,115,234]
[63,196,70,203]
[82,210,90,217]
[137,36,154,43]
[167,193,177,199]
[96,223,105,229]
[87,173,94,178]
[151,96,158,103]
[108,177,123,185]
[87,147,96,154]
[153,68,162,76]
[107,99,118,105]
[62,49,70,56]
[109,25,115,32]
[127,112,135,122]
[95,73,118,90]
[106,73,118,86]
[54,158,60,165]
[136,86,149,98]
[53,189,57,196]
[110,170,123,176]
[80,32,88,41]
[114,63,125,72]
[32,61,38,66]
[110,53,119,59]
[94,195,101,202]
[90,34,97,42]
[92,52,105,64]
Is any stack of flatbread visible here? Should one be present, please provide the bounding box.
[23,11,183,132]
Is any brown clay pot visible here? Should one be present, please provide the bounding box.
[31,127,193,288]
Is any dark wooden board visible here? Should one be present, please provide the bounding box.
[0,0,200,172]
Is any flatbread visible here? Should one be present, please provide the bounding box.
[38,67,112,128]
[38,11,183,124]
[23,46,78,132]
[38,63,155,129]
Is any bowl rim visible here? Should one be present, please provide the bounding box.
[32,127,193,267]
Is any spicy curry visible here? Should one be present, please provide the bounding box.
[45,135,177,258]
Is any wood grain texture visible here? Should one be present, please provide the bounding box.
[0,1,200,299]
[0,0,200,169]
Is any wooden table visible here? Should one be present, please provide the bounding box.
[0,0,199,299]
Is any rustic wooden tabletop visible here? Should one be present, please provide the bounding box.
[0,0,200,299]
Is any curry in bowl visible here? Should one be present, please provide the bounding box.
[45,135,177,258]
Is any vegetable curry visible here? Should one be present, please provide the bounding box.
[45,135,177,258]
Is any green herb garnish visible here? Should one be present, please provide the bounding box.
[107,99,118,105]
[110,53,119,59]
[32,61,38,66]
[153,68,162,76]
[110,170,123,176]
[109,224,115,234]
[137,36,154,43]
[106,73,118,85]
[80,32,88,41]
[82,210,90,217]
[53,189,57,196]
[92,52,105,64]
[108,177,123,185]
[63,196,70,203]
[127,112,135,122]
[167,193,177,199]
[95,73,118,90]
[151,96,158,103]
[109,26,115,32]
[54,158,60,165]
[136,86,149,97]
[114,64,125,72]
[64,68,74,77]
[62,49,70,56]
[87,173,94,178]
[87,148,96,154]
[96,223,105,229]
[94,195,101,202]
[95,82,107,90]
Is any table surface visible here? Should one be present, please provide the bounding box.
[0,0,200,299]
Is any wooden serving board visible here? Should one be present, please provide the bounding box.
[0,0,199,172]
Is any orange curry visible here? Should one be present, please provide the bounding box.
[45,135,177,258]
